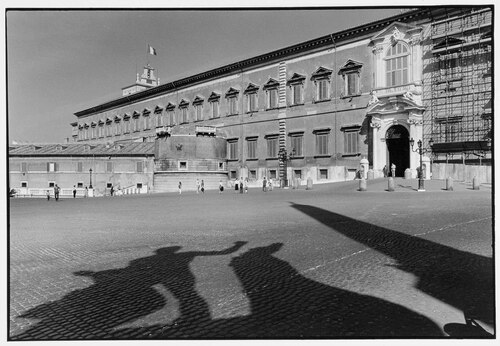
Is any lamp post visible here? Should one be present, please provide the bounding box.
[410,137,433,191]
[278,148,295,188]
[89,168,93,189]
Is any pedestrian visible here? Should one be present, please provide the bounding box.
[73,185,77,198]
[235,180,239,193]
[268,178,273,191]
[263,176,267,192]
[54,184,60,201]
[383,165,388,178]
[391,163,396,178]
[110,185,114,197]
[201,180,205,194]
[46,189,50,201]
[219,180,224,194]
[196,179,200,194]
[178,181,182,195]
[84,186,88,198]
[239,177,244,194]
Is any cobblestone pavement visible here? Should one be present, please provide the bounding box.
[8,178,494,339]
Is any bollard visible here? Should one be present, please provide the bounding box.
[404,168,412,180]
[473,176,480,190]
[306,177,313,190]
[359,178,367,191]
[367,169,374,180]
[446,177,454,191]
[388,177,395,192]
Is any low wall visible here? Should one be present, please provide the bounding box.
[431,163,491,183]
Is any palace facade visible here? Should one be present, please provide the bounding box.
[10,7,492,195]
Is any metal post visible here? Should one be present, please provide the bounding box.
[418,141,424,191]
[89,168,93,189]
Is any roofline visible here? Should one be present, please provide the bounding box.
[73,7,479,118]
[9,153,155,158]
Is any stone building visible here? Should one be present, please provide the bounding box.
[12,7,492,194]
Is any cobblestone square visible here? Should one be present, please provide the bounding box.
[9,179,494,339]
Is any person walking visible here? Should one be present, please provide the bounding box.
[178,181,182,195]
[84,186,88,198]
[196,179,200,194]
[110,185,114,197]
[239,177,244,194]
[46,189,51,201]
[262,176,267,192]
[73,185,77,198]
[54,184,60,201]
[268,178,273,191]
[201,180,205,194]
[219,180,224,194]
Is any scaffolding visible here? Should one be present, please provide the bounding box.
[423,8,492,164]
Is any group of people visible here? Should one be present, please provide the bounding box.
[177,177,275,195]
[262,177,274,192]
[46,185,90,201]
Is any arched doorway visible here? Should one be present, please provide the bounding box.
[385,125,409,177]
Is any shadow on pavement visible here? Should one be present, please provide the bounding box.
[11,236,444,340]
[290,203,494,337]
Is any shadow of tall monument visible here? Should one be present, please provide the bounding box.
[290,203,494,337]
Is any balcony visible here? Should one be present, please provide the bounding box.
[155,126,172,137]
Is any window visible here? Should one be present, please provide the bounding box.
[143,115,150,130]
[211,100,220,118]
[179,161,187,170]
[290,134,303,157]
[249,170,257,180]
[21,181,28,188]
[386,42,409,87]
[267,89,278,109]
[91,125,96,139]
[269,170,277,179]
[77,162,83,173]
[311,67,333,101]
[137,183,143,189]
[21,162,27,173]
[294,170,302,179]
[106,183,113,188]
[123,119,130,133]
[228,140,238,160]
[247,138,257,159]
[266,136,278,158]
[317,80,329,101]
[218,162,225,170]
[319,169,328,179]
[48,181,55,188]
[263,78,279,110]
[287,73,306,106]
[99,124,104,137]
[195,104,203,121]
[106,162,113,173]
[228,97,238,115]
[47,162,56,172]
[247,93,258,112]
[343,130,359,155]
[136,161,143,173]
[314,130,330,156]
[165,108,174,125]
[77,182,84,188]
[226,88,240,116]
[115,121,121,135]
[345,73,359,96]
[230,170,237,179]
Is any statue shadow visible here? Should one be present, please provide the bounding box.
[290,203,494,337]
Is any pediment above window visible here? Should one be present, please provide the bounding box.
[98,119,104,125]
[311,66,333,80]
[132,111,140,118]
[208,91,221,102]
[263,78,279,90]
[370,22,422,44]
[287,73,306,85]
[143,108,151,115]
[179,99,190,108]
[83,123,90,128]
[123,113,131,119]
[114,115,121,122]
[193,95,204,105]
[91,121,97,127]
[225,87,240,98]
[244,83,260,94]
[154,105,164,113]
[106,117,113,123]
[338,60,363,74]
[165,102,176,111]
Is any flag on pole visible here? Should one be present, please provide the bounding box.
[148,45,157,56]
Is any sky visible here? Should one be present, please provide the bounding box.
[5,6,410,144]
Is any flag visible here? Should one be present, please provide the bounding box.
[148,45,157,56]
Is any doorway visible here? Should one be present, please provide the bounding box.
[385,125,409,177]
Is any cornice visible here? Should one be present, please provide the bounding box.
[74,8,439,118]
